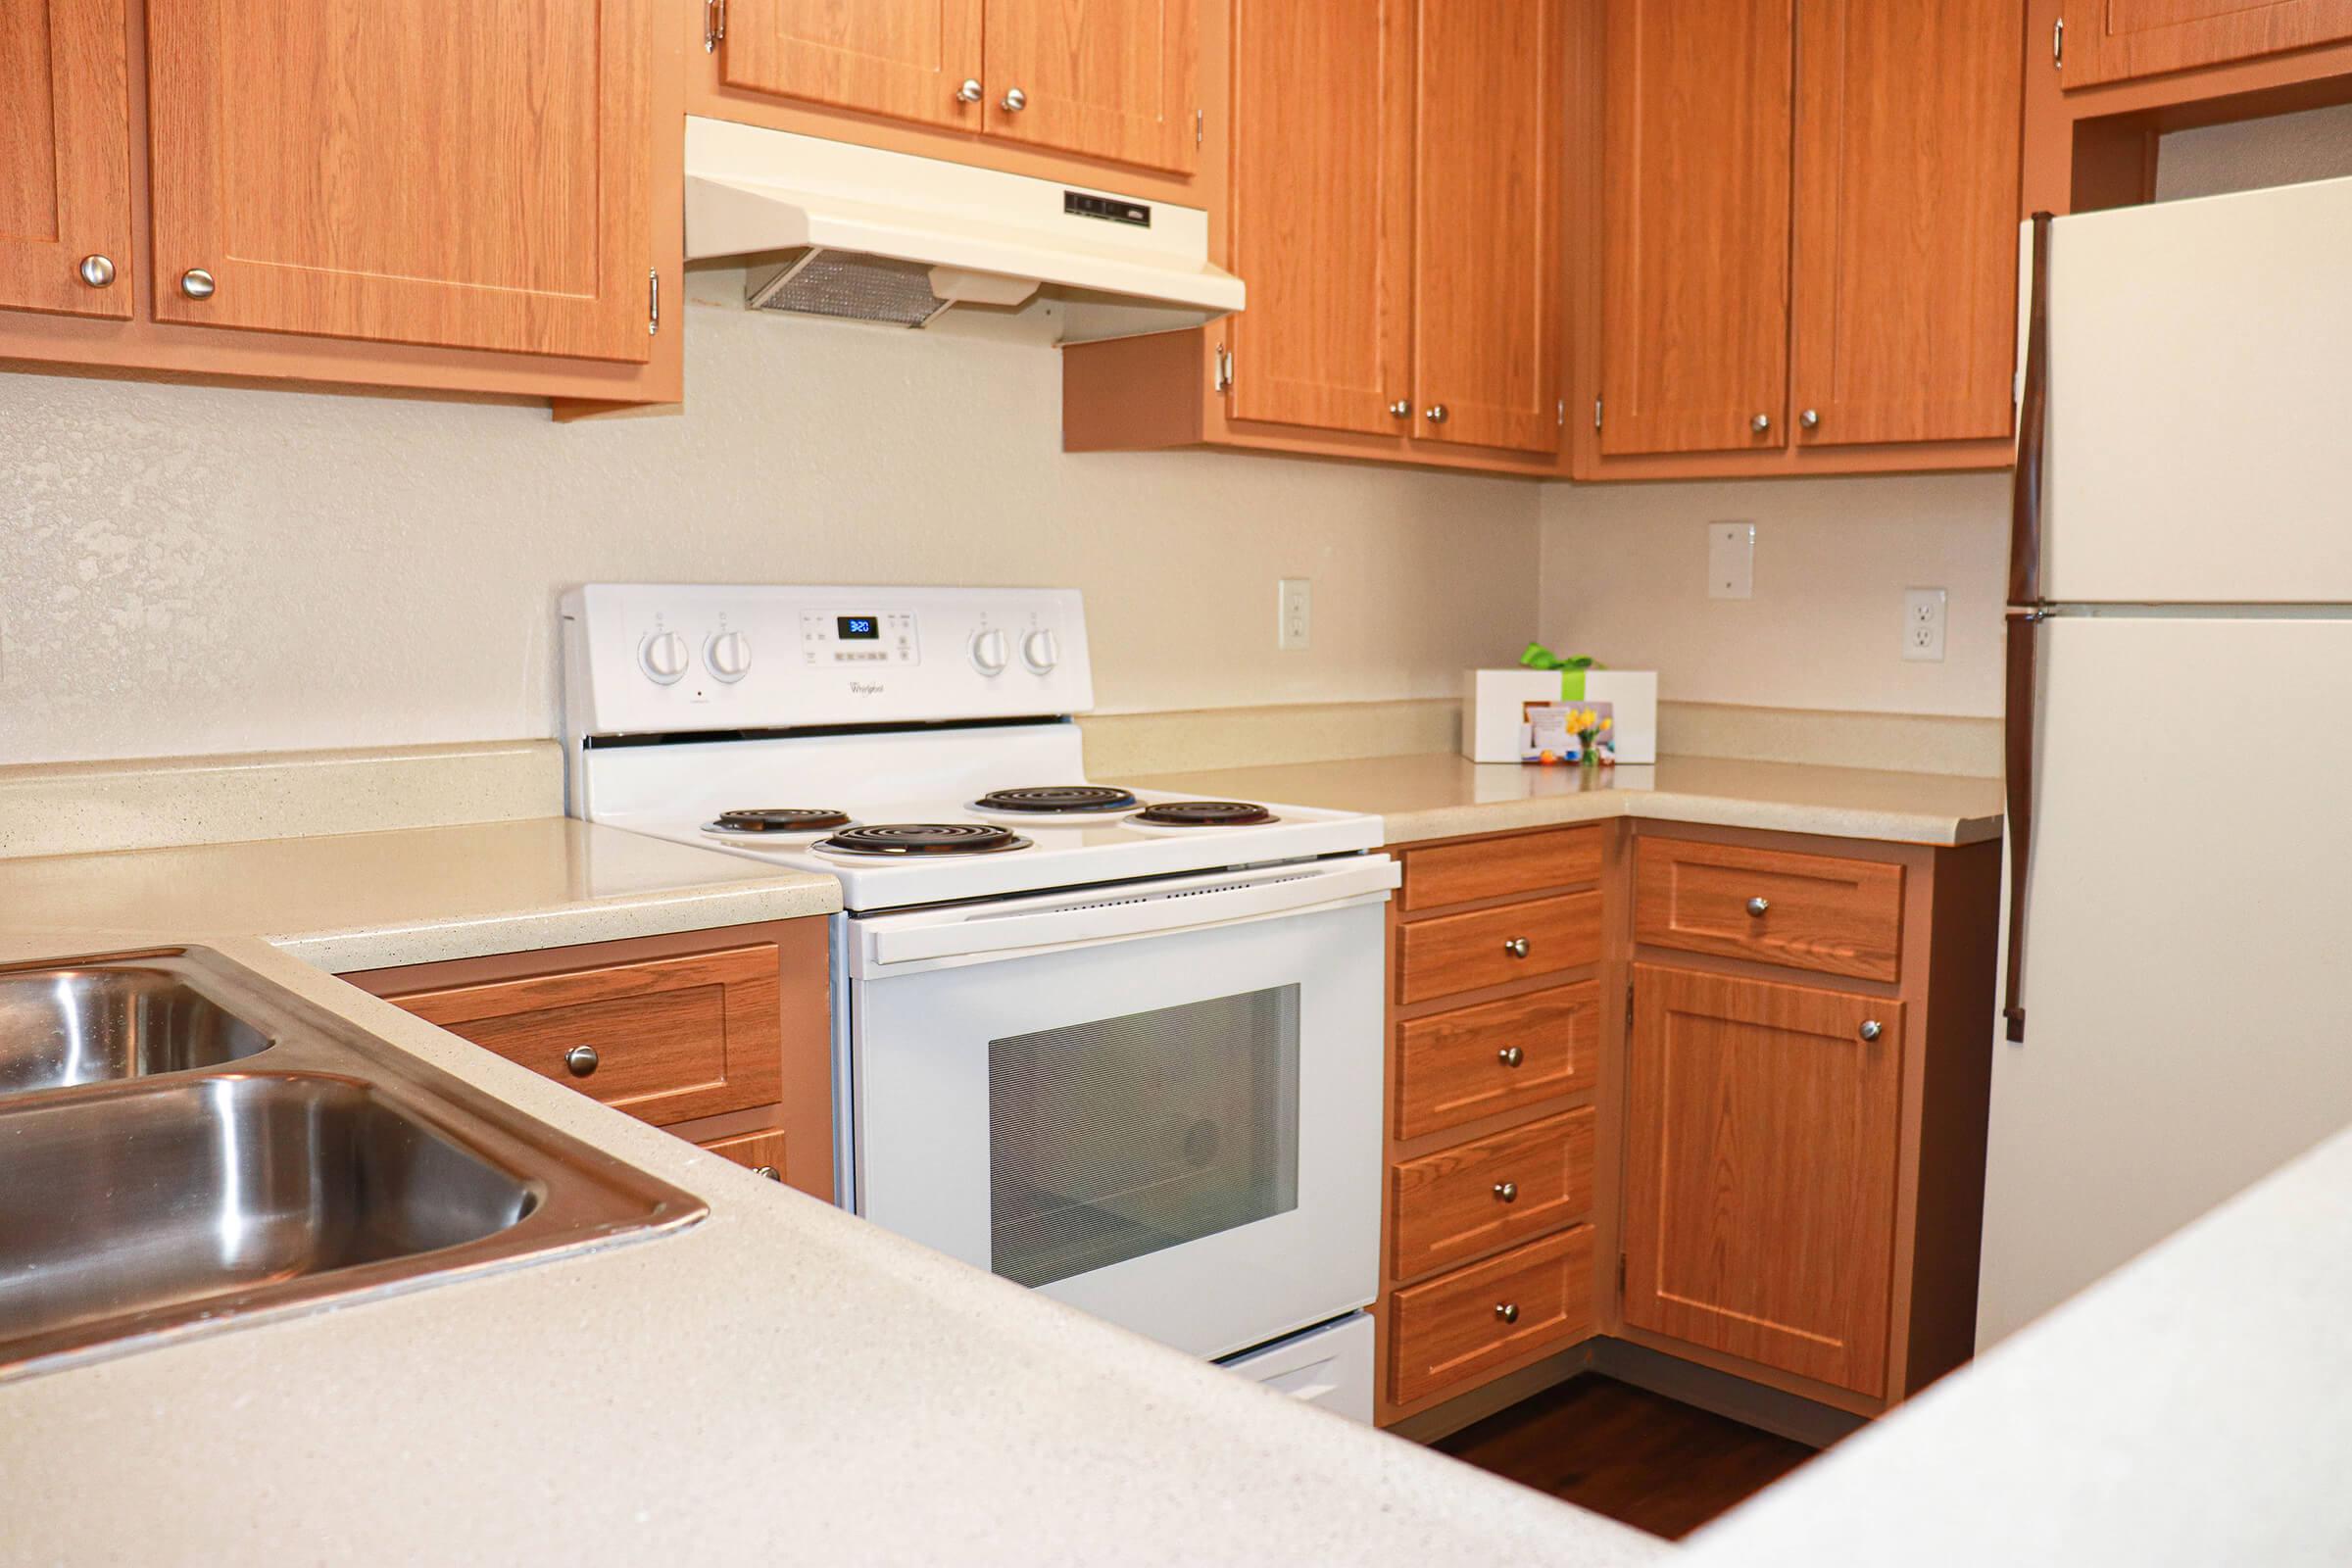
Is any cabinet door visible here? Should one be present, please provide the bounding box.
[1,0,133,318]
[2061,0,2352,86]
[983,0,1198,174]
[1598,0,1791,457]
[719,0,986,129]
[144,0,653,362]
[1623,965,1904,1397]
[1225,0,1412,436]
[1410,0,1566,456]
[1789,0,2021,447]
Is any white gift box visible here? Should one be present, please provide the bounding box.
[1462,668,1658,765]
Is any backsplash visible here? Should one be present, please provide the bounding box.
[0,280,1541,764]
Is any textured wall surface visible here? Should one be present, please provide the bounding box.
[0,280,1541,762]
[1536,108,2352,721]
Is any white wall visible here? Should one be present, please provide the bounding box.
[1537,105,2352,721]
[0,280,1542,763]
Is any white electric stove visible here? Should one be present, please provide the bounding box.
[561,584,1392,1420]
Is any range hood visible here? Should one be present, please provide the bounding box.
[684,117,1244,341]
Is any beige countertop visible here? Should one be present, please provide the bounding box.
[0,929,1664,1566]
[0,816,841,972]
[1114,753,2006,848]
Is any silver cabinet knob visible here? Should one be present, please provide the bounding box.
[1424,404,1449,423]
[1497,1046,1525,1068]
[752,1164,783,1183]
[78,255,116,288]
[180,269,216,300]
[1493,1181,1518,1203]
[1494,1302,1520,1325]
[1389,400,1411,419]
[1746,896,1770,917]
[957,77,983,103]
[1800,409,1821,430]
[1502,937,1530,958]
[1859,1019,1884,1043]
[1750,413,1772,434]
[1001,86,1027,112]
[564,1045,601,1078]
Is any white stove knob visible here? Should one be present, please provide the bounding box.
[638,630,689,685]
[705,630,753,683]
[1020,628,1059,675]
[969,627,1010,676]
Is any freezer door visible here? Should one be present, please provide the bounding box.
[2038,173,2352,603]
[1981,614,2352,1346]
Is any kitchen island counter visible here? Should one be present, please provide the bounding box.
[1111,752,2004,848]
[0,928,1665,1567]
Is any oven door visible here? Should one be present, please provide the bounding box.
[843,858,1395,1360]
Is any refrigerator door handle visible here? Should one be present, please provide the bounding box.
[2003,212,2055,1046]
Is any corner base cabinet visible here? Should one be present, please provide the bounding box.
[1377,817,2000,1432]
[345,920,832,1199]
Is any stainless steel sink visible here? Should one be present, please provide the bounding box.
[0,958,272,1096]
[0,948,706,1378]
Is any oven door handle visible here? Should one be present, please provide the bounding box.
[858,858,1400,974]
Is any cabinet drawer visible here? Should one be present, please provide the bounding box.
[1388,1225,1594,1406]
[1395,983,1599,1140]
[1397,893,1601,1004]
[700,1128,790,1184]
[1634,838,1903,982]
[387,945,784,1128]
[1391,1109,1594,1282]
[1401,827,1603,911]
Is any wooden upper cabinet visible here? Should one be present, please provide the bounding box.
[2060,0,2352,86]
[143,0,654,362]
[1224,0,1412,436]
[982,0,1199,173]
[1599,0,1792,457]
[1412,0,1567,456]
[1790,0,2022,447]
[1,0,134,319]
[1622,965,1904,1397]
[718,0,986,129]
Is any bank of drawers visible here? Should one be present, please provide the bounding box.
[1385,827,1606,1409]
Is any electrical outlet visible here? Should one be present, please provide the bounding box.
[1278,577,1312,651]
[1903,587,1947,663]
[1708,522,1755,600]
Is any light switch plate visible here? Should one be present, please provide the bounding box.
[1278,577,1312,651]
[1708,522,1755,600]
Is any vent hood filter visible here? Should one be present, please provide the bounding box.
[747,249,948,328]
[686,117,1244,343]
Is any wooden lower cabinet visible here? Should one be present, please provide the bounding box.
[1622,967,1903,1397]
[345,919,833,1200]
[1377,817,2000,1433]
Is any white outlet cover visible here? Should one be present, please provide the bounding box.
[1903,586,1947,663]
[1278,577,1312,651]
[1708,522,1755,601]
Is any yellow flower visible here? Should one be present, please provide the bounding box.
[1599,716,1613,731]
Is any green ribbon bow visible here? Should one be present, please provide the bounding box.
[1521,643,1603,701]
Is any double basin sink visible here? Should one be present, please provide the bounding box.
[0,948,705,1378]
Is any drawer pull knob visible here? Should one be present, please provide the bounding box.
[1746,896,1770,917]
[180,268,216,300]
[1493,1181,1518,1203]
[1494,1302,1520,1325]
[1859,1019,1884,1043]
[753,1164,783,1182]
[1497,1046,1525,1068]
[1502,937,1531,959]
[564,1045,601,1077]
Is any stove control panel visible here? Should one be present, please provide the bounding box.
[563,584,1094,735]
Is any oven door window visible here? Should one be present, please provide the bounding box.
[987,985,1301,1289]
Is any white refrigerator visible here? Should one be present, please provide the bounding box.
[1981,172,2352,1348]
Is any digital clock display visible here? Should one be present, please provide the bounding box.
[838,616,880,640]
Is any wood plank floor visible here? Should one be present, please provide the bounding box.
[1435,1374,1819,1541]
